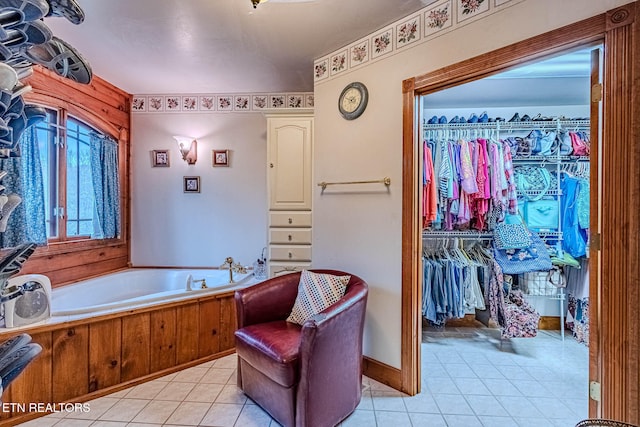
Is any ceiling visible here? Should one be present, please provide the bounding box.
[44,0,434,95]
[423,48,595,108]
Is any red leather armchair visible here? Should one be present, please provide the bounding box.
[234,270,368,427]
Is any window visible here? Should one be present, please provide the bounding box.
[34,108,119,242]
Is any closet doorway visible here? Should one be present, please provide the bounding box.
[402,4,640,423]
[417,45,598,425]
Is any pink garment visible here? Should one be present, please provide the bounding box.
[423,145,438,226]
[458,139,479,195]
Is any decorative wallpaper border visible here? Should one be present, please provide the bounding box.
[314,0,525,83]
[131,92,314,113]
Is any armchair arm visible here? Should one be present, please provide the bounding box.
[234,272,301,328]
[296,279,368,427]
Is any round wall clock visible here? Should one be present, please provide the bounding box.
[338,82,368,120]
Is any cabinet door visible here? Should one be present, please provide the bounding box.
[268,117,313,210]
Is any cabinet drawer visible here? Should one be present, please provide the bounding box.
[269,228,312,245]
[269,263,311,278]
[269,245,311,262]
[269,211,312,228]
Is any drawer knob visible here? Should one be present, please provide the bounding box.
[288,234,292,241]
[288,252,293,259]
[288,218,293,224]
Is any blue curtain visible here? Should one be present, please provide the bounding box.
[90,133,120,239]
[0,127,47,247]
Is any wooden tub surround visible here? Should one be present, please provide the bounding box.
[0,290,237,426]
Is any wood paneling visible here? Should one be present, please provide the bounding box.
[52,326,89,401]
[8,332,52,411]
[0,293,238,426]
[199,299,221,358]
[121,313,151,382]
[601,3,640,422]
[219,296,236,351]
[176,303,200,364]
[150,308,177,372]
[89,319,122,392]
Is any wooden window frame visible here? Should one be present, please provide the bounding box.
[19,68,131,286]
[402,2,640,423]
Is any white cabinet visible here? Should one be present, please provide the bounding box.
[267,113,313,277]
[268,116,313,211]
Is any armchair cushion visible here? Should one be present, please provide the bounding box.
[286,270,351,325]
[235,320,302,387]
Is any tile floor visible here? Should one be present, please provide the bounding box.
[16,326,588,427]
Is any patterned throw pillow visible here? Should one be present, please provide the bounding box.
[286,270,351,325]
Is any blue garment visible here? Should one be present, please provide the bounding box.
[561,175,587,258]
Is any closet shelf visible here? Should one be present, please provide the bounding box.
[517,189,562,196]
[512,155,590,163]
[421,230,563,239]
[422,119,590,132]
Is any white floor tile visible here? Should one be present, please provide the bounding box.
[465,394,509,417]
[481,378,523,396]
[443,414,483,427]
[200,368,235,384]
[86,421,128,427]
[469,363,506,379]
[408,412,448,427]
[153,381,196,401]
[356,390,373,410]
[496,396,544,418]
[165,401,211,425]
[215,385,248,404]
[234,404,274,427]
[445,363,478,378]
[184,382,225,403]
[402,392,440,413]
[433,394,474,415]
[528,396,576,419]
[453,377,492,395]
[121,380,167,400]
[478,415,518,427]
[65,397,119,420]
[371,392,407,412]
[341,409,377,427]
[98,399,149,422]
[173,366,210,383]
[200,403,243,427]
[374,410,412,427]
[130,399,179,424]
[13,418,58,427]
[424,376,461,394]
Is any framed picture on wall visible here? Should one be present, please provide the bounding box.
[152,149,170,167]
[183,176,200,193]
[213,149,229,167]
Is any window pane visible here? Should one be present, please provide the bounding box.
[34,109,58,239]
[66,117,95,237]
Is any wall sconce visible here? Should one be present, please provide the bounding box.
[173,136,197,165]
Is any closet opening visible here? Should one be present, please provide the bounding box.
[417,45,600,425]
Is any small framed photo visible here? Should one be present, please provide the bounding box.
[183,176,200,193]
[152,149,170,167]
[213,149,229,167]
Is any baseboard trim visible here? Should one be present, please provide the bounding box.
[362,356,402,391]
[539,316,562,330]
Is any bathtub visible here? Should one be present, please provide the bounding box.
[51,268,257,318]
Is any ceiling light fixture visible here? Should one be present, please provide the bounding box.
[251,0,268,8]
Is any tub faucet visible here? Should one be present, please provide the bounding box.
[186,274,207,290]
[221,256,247,283]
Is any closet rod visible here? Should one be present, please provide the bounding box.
[317,177,391,191]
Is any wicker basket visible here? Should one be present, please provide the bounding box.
[576,420,639,427]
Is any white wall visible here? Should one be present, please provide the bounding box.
[312,0,627,369]
[130,113,268,268]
